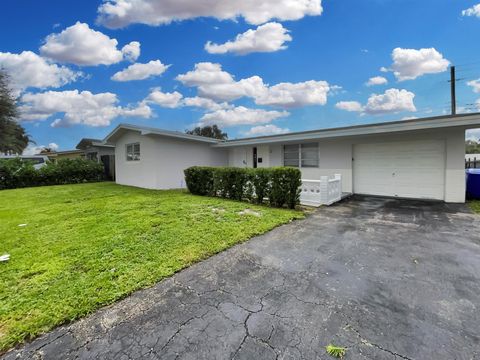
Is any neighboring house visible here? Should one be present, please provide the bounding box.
[76,138,116,180]
[41,138,116,179]
[56,149,85,160]
[103,113,480,203]
[43,149,85,162]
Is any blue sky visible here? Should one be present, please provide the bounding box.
[1,0,480,152]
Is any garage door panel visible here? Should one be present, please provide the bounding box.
[353,140,445,200]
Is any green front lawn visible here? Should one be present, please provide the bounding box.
[0,182,302,351]
[469,200,480,214]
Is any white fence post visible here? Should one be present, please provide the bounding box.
[300,174,342,207]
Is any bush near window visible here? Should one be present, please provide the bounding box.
[0,158,104,190]
[184,166,302,209]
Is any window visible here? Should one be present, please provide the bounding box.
[283,143,318,168]
[126,143,140,161]
[283,144,299,167]
[87,152,98,161]
[301,143,319,168]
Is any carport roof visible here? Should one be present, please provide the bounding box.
[211,112,480,147]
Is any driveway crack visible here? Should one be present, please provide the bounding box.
[345,324,414,360]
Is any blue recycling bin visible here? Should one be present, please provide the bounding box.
[466,169,480,199]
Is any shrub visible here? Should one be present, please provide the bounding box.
[213,167,249,200]
[0,158,104,190]
[269,167,289,208]
[282,167,302,209]
[184,166,301,209]
[40,159,104,185]
[250,168,271,204]
[184,166,215,196]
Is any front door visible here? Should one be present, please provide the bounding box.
[253,147,258,168]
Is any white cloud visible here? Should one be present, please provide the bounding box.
[462,4,480,17]
[366,76,388,87]
[205,22,292,55]
[19,90,151,127]
[120,101,152,118]
[336,89,416,115]
[467,79,480,93]
[200,76,266,102]
[255,80,330,108]
[23,142,59,156]
[111,60,170,81]
[199,106,289,127]
[364,88,416,114]
[388,48,450,81]
[467,129,480,141]
[176,62,234,86]
[0,51,81,94]
[143,88,232,111]
[242,124,290,136]
[97,0,323,28]
[176,62,265,101]
[335,101,363,112]
[121,41,141,62]
[176,62,331,107]
[40,22,140,66]
[147,89,183,108]
[183,96,231,111]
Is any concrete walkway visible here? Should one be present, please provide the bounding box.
[3,196,480,359]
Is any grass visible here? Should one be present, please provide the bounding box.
[469,200,480,214]
[325,344,347,358]
[0,182,303,352]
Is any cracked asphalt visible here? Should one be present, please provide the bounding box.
[3,196,480,360]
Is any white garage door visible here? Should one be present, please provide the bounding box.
[353,140,445,200]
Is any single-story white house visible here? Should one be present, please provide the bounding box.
[103,113,480,203]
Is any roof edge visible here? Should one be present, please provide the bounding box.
[213,112,480,147]
[103,123,224,144]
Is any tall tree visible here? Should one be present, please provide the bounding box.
[466,140,480,154]
[185,125,228,140]
[0,70,31,154]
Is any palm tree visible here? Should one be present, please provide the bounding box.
[0,70,32,154]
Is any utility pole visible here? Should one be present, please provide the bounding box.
[450,65,456,115]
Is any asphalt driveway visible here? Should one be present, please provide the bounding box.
[3,196,480,359]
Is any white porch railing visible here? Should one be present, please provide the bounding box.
[300,174,342,207]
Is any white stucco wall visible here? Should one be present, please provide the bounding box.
[227,127,467,203]
[115,131,228,189]
[228,140,353,192]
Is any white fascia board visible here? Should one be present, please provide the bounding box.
[140,129,221,143]
[214,114,480,148]
[103,123,223,145]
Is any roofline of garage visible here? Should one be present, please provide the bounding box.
[212,112,480,147]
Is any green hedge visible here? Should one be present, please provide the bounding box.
[184,166,301,209]
[0,158,105,190]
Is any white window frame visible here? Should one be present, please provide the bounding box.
[126,142,140,161]
[283,143,319,168]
